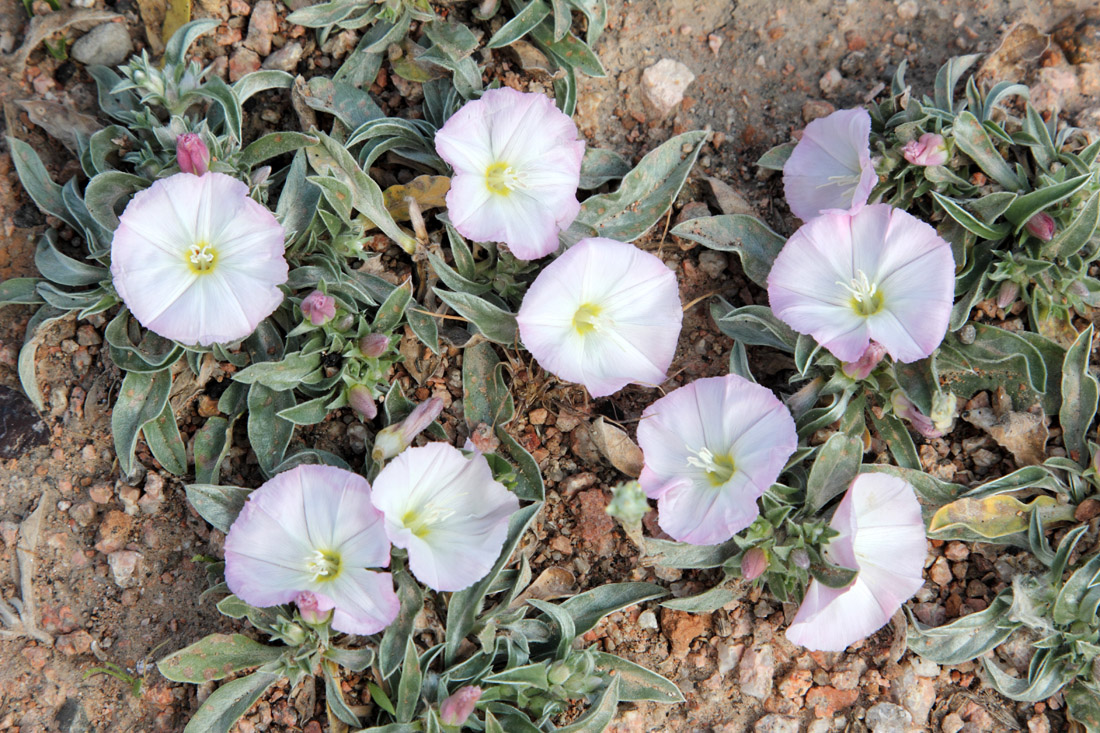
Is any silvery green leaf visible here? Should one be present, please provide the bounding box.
[302,77,384,129]
[232,70,294,105]
[805,432,863,514]
[233,352,322,390]
[591,651,683,703]
[158,634,284,684]
[87,65,139,123]
[194,416,233,485]
[373,279,413,332]
[323,646,374,673]
[84,171,148,231]
[434,288,518,344]
[981,651,1068,702]
[554,676,620,733]
[529,22,605,78]
[644,537,740,569]
[660,585,736,612]
[164,19,220,67]
[933,53,980,112]
[1066,683,1100,730]
[559,582,665,637]
[406,303,440,354]
[1003,173,1092,232]
[711,300,797,352]
[380,569,425,677]
[907,591,1016,664]
[247,384,295,475]
[757,142,795,171]
[396,636,422,722]
[462,340,515,429]
[937,324,1050,412]
[671,214,785,287]
[324,662,361,727]
[862,464,965,506]
[951,111,1021,191]
[868,411,921,470]
[240,132,318,168]
[194,76,243,143]
[17,306,67,410]
[8,137,80,231]
[113,369,172,476]
[0,278,45,306]
[893,356,938,417]
[930,191,1010,241]
[143,401,187,475]
[1059,325,1098,466]
[555,64,578,116]
[34,230,106,287]
[182,668,281,733]
[579,147,631,189]
[1053,554,1100,625]
[276,395,330,425]
[562,131,706,245]
[1046,192,1100,259]
[495,428,544,501]
[276,150,320,244]
[528,598,576,658]
[186,483,251,533]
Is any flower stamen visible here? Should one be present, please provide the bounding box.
[187,241,217,274]
[836,270,883,316]
[572,302,603,335]
[485,161,521,196]
[306,548,342,581]
[687,446,737,486]
[401,501,458,539]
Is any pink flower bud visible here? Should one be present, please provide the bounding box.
[1025,212,1056,242]
[996,281,1019,309]
[176,133,210,175]
[296,591,334,625]
[891,390,942,439]
[791,548,810,570]
[372,397,444,461]
[440,686,482,727]
[841,341,886,380]
[902,132,948,167]
[359,333,390,358]
[301,290,336,326]
[348,384,377,421]
[741,547,767,581]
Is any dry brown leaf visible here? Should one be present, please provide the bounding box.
[1,9,120,73]
[510,566,576,609]
[962,406,1049,466]
[136,0,167,55]
[590,416,644,478]
[15,100,102,152]
[706,176,755,216]
[976,23,1049,86]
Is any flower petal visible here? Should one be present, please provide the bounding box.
[782,108,875,221]
[326,568,400,635]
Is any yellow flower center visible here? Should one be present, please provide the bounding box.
[306,549,342,582]
[187,241,218,274]
[572,302,602,335]
[401,502,456,539]
[485,161,519,195]
[687,447,737,487]
[838,270,883,317]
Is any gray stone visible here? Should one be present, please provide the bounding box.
[107,550,142,588]
[262,42,303,72]
[698,250,728,279]
[753,714,800,733]
[738,644,775,700]
[866,702,912,733]
[641,59,695,119]
[71,22,133,67]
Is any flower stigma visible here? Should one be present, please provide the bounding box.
[401,501,458,539]
[485,161,521,195]
[687,446,737,486]
[837,270,883,316]
[187,241,217,274]
[572,302,603,335]
[306,548,342,581]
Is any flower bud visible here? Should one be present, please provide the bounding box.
[902,132,948,167]
[250,165,272,188]
[300,290,336,326]
[930,391,956,435]
[605,481,649,525]
[547,661,571,686]
[296,591,334,625]
[1025,212,1056,242]
[439,686,482,727]
[348,384,378,421]
[891,390,942,439]
[372,397,444,461]
[359,333,390,358]
[791,548,810,570]
[841,341,886,380]
[176,133,210,175]
[741,547,767,581]
[996,281,1019,309]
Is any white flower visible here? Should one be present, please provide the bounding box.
[435,88,585,260]
[370,443,519,592]
[110,172,288,346]
[516,237,682,397]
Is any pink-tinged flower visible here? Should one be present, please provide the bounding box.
[440,686,482,726]
[296,591,334,625]
[1026,212,1056,242]
[359,333,390,358]
[786,473,927,651]
[782,108,877,221]
[902,132,949,167]
[516,237,682,398]
[841,341,886,380]
[741,547,767,581]
[224,465,399,635]
[300,290,336,326]
[111,172,288,346]
[435,87,585,260]
[996,281,1019,309]
[348,384,377,421]
[371,443,519,592]
[891,391,942,439]
[372,397,444,462]
[767,204,955,363]
[636,375,797,545]
[176,133,210,175]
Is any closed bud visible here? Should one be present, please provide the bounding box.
[250,165,272,187]
[891,390,942,438]
[348,385,378,421]
[295,591,334,625]
[996,281,1019,309]
[605,481,649,525]
[741,547,767,581]
[439,686,482,727]
[841,341,886,380]
[902,132,948,167]
[359,333,390,358]
[1025,212,1056,242]
[791,548,810,570]
[372,397,444,461]
[176,133,210,175]
[300,290,336,326]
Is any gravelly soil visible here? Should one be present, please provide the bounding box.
[0,0,1098,731]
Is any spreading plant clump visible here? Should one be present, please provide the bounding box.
[2,4,1100,731]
